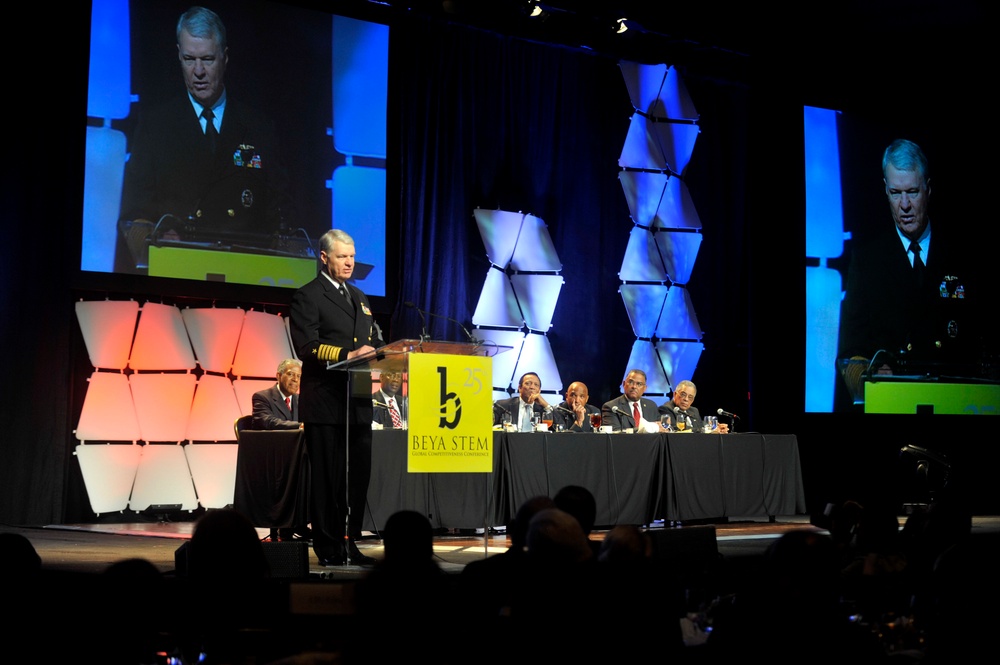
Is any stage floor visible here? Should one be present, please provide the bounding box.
[11,514,1000,580]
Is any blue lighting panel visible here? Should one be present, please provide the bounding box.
[510,274,564,331]
[620,228,668,282]
[624,340,669,395]
[331,16,388,158]
[88,0,131,120]
[804,105,844,260]
[331,165,386,295]
[655,286,701,340]
[620,171,667,226]
[650,177,701,230]
[619,116,700,174]
[621,284,668,339]
[619,62,698,121]
[510,214,561,272]
[654,230,702,285]
[474,208,522,268]
[82,126,127,273]
[472,268,524,328]
[655,340,704,390]
[805,266,843,412]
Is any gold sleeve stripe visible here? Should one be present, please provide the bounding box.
[317,344,343,362]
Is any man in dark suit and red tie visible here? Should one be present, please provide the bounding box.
[252,358,302,430]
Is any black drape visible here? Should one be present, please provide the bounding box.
[391,18,750,404]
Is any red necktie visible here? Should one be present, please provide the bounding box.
[388,397,402,428]
[285,396,291,413]
[632,402,641,427]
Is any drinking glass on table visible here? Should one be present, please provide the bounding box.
[660,414,673,432]
[590,412,602,432]
[501,411,512,430]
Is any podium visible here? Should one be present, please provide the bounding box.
[329,338,511,555]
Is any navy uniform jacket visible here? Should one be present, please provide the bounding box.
[120,95,293,236]
[290,274,375,425]
[251,384,299,430]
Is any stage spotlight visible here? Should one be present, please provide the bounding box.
[615,18,628,34]
[529,2,544,18]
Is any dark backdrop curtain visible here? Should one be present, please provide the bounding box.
[390,18,750,403]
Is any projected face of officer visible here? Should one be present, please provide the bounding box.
[884,163,931,242]
[178,28,228,108]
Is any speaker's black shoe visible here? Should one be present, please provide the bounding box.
[346,541,377,566]
[317,553,346,567]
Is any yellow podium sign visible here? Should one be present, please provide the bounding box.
[407,353,493,473]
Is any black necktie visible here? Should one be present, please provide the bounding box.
[202,107,218,154]
[340,284,352,306]
[909,241,925,286]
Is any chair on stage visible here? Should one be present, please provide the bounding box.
[234,415,253,440]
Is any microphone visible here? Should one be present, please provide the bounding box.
[717,408,740,420]
[612,405,636,425]
[403,302,429,342]
[493,401,511,414]
[404,302,480,345]
[554,404,576,416]
[673,405,693,426]
[372,399,390,410]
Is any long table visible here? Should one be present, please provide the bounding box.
[234,430,806,532]
[364,431,806,531]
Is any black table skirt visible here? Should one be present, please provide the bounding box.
[234,429,806,531]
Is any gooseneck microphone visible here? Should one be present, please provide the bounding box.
[611,405,636,425]
[404,302,480,344]
[403,302,430,341]
[717,408,740,420]
[372,399,390,410]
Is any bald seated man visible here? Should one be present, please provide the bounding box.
[552,381,602,432]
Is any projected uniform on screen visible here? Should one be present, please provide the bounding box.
[117,6,294,270]
[837,139,984,404]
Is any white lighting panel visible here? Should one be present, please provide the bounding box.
[510,274,564,331]
[620,284,668,340]
[76,371,142,442]
[186,374,243,442]
[74,444,141,514]
[472,268,524,328]
[185,443,239,509]
[130,373,197,442]
[474,208,523,268]
[129,444,199,512]
[130,302,196,371]
[182,306,246,374]
[75,300,139,370]
[233,378,279,417]
[513,334,562,394]
[480,329,527,391]
[232,310,295,378]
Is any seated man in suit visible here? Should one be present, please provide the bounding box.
[552,381,601,432]
[602,369,664,432]
[493,371,554,431]
[251,358,308,542]
[372,370,406,429]
[252,358,302,430]
[658,379,728,433]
